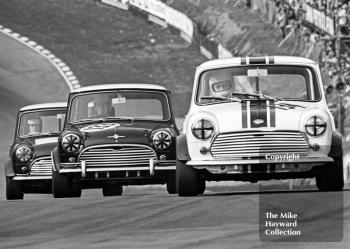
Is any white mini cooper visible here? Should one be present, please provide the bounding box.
[176,56,344,196]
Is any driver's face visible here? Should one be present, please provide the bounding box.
[210,79,233,97]
[211,80,232,92]
[208,70,233,97]
[28,123,41,134]
[95,101,110,114]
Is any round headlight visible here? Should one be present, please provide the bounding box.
[153,130,172,150]
[15,145,33,162]
[192,119,214,140]
[305,116,327,136]
[61,133,81,152]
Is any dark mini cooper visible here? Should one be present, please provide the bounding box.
[52,84,179,198]
[5,103,66,200]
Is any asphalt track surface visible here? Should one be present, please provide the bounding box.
[0,13,349,249]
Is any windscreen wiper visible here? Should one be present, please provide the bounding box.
[275,103,306,109]
[41,131,60,136]
[255,92,285,101]
[105,116,134,125]
[200,96,241,102]
[231,91,284,101]
[71,118,105,124]
[21,132,59,138]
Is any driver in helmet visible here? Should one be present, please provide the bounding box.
[90,94,115,118]
[27,118,42,135]
[208,70,234,98]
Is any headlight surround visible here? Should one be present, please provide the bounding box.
[152,130,173,150]
[192,119,214,140]
[305,116,327,136]
[15,145,33,162]
[61,133,81,153]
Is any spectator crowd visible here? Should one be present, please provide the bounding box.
[266,0,350,110]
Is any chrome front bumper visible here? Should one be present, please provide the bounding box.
[187,157,333,174]
[58,159,176,178]
[12,175,51,181]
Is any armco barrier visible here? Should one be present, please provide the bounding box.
[0,25,80,91]
[166,7,194,43]
[100,0,233,59]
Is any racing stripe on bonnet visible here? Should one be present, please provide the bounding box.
[246,101,251,128]
[250,100,267,128]
[270,101,276,127]
[266,100,271,127]
[266,100,276,127]
[241,101,247,128]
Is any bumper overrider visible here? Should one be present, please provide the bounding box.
[187,157,334,174]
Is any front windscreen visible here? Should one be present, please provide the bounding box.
[68,90,170,123]
[197,65,321,104]
[18,109,66,137]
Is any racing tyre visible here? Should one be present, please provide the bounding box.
[176,160,198,196]
[70,184,82,198]
[52,170,71,198]
[6,177,23,200]
[102,184,123,196]
[197,179,206,195]
[166,173,177,194]
[316,156,344,191]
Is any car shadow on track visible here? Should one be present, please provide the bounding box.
[202,188,350,197]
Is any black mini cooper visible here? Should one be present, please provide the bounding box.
[5,102,66,200]
[51,84,179,198]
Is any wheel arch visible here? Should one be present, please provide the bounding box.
[328,131,343,158]
[176,134,191,161]
[4,159,15,177]
[51,146,61,171]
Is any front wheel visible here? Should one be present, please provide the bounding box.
[316,156,344,191]
[52,170,71,198]
[176,160,198,196]
[197,179,206,195]
[166,173,177,194]
[6,177,23,200]
[70,184,82,198]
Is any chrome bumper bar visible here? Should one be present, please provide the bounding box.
[12,175,51,181]
[187,157,333,174]
[58,159,176,178]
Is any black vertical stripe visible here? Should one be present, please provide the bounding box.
[250,100,267,128]
[249,57,267,64]
[241,101,247,128]
[270,101,276,127]
[268,56,275,64]
[241,57,247,65]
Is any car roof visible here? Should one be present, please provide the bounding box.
[20,102,67,112]
[71,83,168,93]
[197,56,317,70]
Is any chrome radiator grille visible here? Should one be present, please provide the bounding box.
[210,131,309,159]
[30,157,53,176]
[79,145,157,168]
